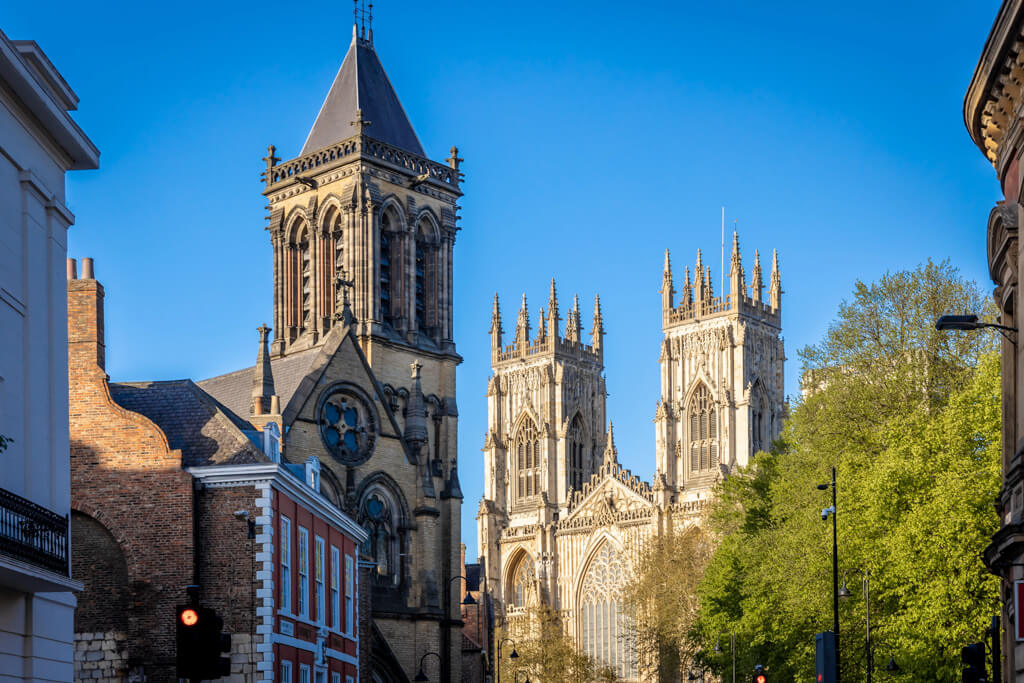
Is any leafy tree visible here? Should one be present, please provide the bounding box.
[695,260,1001,681]
[497,604,619,683]
[619,524,711,681]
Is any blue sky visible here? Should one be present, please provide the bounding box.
[7,1,1004,561]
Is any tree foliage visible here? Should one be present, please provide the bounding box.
[619,524,711,680]
[695,260,1002,681]
[497,604,619,683]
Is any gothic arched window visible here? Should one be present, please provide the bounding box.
[514,418,540,501]
[509,552,535,609]
[751,384,769,455]
[580,543,636,680]
[415,218,435,336]
[379,213,393,325]
[568,415,585,491]
[297,226,312,333]
[359,490,398,585]
[687,384,718,472]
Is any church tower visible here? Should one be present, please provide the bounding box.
[478,281,606,611]
[655,232,785,500]
[257,13,464,681]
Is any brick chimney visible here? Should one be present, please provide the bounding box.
[67,257,105,375]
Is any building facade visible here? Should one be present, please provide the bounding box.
[0,29,99,682]
[68,262,368,683]
[966,3,1024,679]
[477,236,784,680]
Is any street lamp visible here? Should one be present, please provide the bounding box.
[413,651,441,682]
[839,568,872,682]
[496,637,519,683]
[713,632,736,683]
[935,314,1017,343]
[817,466,840,683]
[441,574,477,683]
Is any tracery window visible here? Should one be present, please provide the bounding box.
[687,384,718,472]
[415,218,435,335]
[580,544,636,680]
[299,228,312,332]
[509,553,535,608]
[379,213,393,325]
[567,415,585,491]
[514,418,540,501]
[751,384,768,455]
[359,490,398,585]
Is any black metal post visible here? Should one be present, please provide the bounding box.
[832,466,840,683]
[864,570,871,683]
[991,614,1002,683]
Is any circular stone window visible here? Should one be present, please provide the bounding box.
[317,384,378,465]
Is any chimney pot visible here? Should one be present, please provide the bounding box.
[81,258,95,280]
[270,395,281,414]
[66,258,77,280]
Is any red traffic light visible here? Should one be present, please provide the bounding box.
[180,608,199,627]
[756,676,766,683]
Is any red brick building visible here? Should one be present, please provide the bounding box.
[68,261,367,683]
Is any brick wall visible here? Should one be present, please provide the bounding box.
[71,511,128,633]
[68,272,196,683]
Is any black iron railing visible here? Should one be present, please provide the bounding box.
[0,487,69,576]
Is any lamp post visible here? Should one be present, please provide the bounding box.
[496,637,519,683]
[935,314,1017,343]
[442,574,476,683]
[713,632,736,683]
[839,568,872,682]
[817,466,840,682]
[413,651,441,682]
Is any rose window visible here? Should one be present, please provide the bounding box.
[317,385,377,465]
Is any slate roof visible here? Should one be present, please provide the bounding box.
[109,380,267,467]
[197,347,321,422]
[301,29,425,157]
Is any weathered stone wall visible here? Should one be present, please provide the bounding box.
[73,631,129,682]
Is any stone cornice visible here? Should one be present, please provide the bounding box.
[187,463,368,542]
[965,0,1024,173]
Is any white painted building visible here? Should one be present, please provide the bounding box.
[0,28,98,682]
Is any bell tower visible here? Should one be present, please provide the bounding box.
[655,231,785,501]
[262,24,463,359]
[259,13,465,680]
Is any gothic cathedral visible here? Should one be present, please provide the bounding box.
[200,22,465,681]
[477,233,785,681]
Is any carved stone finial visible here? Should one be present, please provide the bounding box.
[447,146,464,171]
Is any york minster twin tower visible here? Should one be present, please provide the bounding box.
[477,236,785,680]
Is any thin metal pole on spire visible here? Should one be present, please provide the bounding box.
[721,206,725,297]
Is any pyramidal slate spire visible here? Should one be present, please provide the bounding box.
[301,23,425,157]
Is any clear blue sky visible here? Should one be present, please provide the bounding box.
[7,1,1004,561]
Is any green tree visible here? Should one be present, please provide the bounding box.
[695,260,1001,681]
[620,524,711,681]
[497,604,619,683]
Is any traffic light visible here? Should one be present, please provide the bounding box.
[961,642,988,683]
[752,664,767,683]
[176,604,231,680]
[815,632,837,683]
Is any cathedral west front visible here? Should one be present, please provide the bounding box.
[477,234,785,681]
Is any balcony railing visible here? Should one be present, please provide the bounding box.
[0,487,69,576]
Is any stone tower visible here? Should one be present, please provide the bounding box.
[478,281,607,605]
[655,232,785,499]
[257,18,465,681]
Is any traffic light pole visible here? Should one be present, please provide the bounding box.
[831,467,840,683]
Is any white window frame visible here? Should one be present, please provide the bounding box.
[315,535,326,623]
[345,554,354,635]
[298,526,310,618]
[332,673,341,683]
[331,546,340,631]
[280,516,292,613]
[281,660,293,683]
[299,663,311,683]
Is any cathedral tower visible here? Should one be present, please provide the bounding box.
[256,16,464,681]
[655,232,785,499]
[478,282,606,608]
